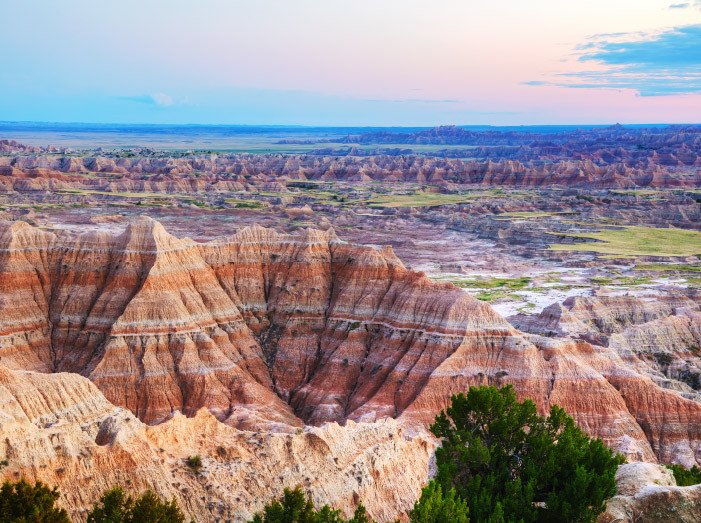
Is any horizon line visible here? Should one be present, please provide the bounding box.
[1,120,698,129]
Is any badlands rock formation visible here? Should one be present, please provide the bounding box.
[1,154,698,190]
[0,217,700,469]
[0,364,431,521]
[511,293,701,402]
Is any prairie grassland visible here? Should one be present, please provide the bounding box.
[549,226,701,257]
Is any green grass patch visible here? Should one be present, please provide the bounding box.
[453,277,531,291]
[634,263,701,273]
[549,226,701,257]
[611,189,669,198]
[224,199,266,209]
[367,192,473,208]
[591,276,651,286]
[474,291,520,302]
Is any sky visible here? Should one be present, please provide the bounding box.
[2,0,700,126]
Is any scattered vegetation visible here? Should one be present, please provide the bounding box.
[421,384,624,522]
[549,226,701,257]
[666,464,701,486]
[654,352,673,366]
[251,486,373,523]
[591,276,650,286]
[0,479,70,522]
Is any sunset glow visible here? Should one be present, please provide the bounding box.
[2,0,700,124]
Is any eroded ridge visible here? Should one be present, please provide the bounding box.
[0,217,699,466]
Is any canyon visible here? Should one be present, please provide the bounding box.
[0,127,700,521]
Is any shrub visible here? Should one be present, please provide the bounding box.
[667,464,701,486]
[654,352,673,366]
[87,486,185,523]
[186,455,202,474]
[429,384,624,523]
[0,478,70,522]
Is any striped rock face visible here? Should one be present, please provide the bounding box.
[0,217,699,466]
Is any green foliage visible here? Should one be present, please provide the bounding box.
[127,491,184,523]
[186,455,202,473]
[667,464,701,486]
[251,487,374,523]
[0,478,70,522]
[654,352,673,366]
[409,480,469,523]
[87,487,129,523]
[431,385,624,523]
[348,504,373,523]
[87,486,185,523]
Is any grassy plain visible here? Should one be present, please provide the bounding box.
[549,226,701,257]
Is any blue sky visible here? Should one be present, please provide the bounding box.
[525,24,701,96]
[2,0,700,125]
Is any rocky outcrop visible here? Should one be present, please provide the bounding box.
[0,218,700,466]
[600,463,701,523]
[512,294,701,401]
[0,364,432,522]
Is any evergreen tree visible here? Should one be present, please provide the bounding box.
[429,385,623,523]
[87,486,185,523]
[666,464,701,486]
[409,480,469,523]
[251,487,376,523]
[0,478,70,523]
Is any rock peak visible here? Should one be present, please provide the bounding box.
[118,215,189,252]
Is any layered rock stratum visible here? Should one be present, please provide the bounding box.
[1,217,700,520]
[0,363,432,521]
[3,125,700,191]
[0,217,699,462]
